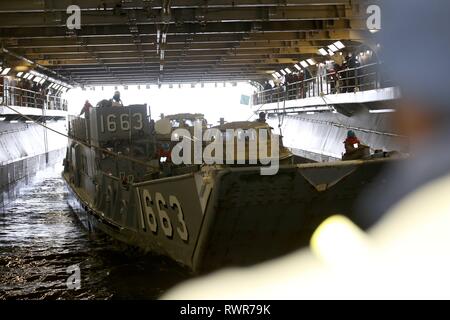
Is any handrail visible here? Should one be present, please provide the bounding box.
[253,63,394,105]
[0,83,68,111]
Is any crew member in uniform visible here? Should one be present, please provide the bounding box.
[111,91,123,107]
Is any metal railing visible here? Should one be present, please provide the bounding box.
[253,63,394,105]
[0,83,68,111]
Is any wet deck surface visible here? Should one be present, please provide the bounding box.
[0,166,190,299]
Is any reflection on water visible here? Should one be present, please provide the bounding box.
[0,166,190,299]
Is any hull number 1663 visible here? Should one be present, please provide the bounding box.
[137,189,189,242]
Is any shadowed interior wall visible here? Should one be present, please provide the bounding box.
[269,110,409,161]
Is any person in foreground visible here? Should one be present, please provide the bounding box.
[162,0,450,300]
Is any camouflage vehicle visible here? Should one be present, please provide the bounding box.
[63,104,397,273]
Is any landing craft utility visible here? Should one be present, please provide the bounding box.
[63,102,401,272]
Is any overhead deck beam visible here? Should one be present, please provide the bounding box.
[0,0,369,85]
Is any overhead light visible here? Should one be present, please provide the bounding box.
[10,120,19,124]
[284,68,292,74]
[369,109,396,114]
[0,117,5,121]
[1,68,11,76]
[16,72,24,78]
[280,69,287,75]
[33,76,41,83]
[39,78,46,84]
[272,73,279,79]
[369,29,379,34]
[366,50,372,55]
[275,72,282,78]
[300,61,309,68]
[294,64,302,71]
[333,41,345,50]
[306,58,316,66]
[318,48,328,56]
[328,44,339,52]
[328,49,335,56]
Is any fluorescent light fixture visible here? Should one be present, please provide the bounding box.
[10,120,19,124]
[0,117,6,121]
[327,49,335,56]
[25,120,34,124]
[294,64,302,71]
[369,109,396,114]
[16,72,24,77]
[334,41,345,49]
[328,44,339,52]
[272,73,279,79]
[1,68,11,75]
[300,60,309,68]
[33,76,41,83]
[280,69,287,75]
[319,48,328,56]
[275,72,282,78]
[306,58,316,66]
[284,68,292,74]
